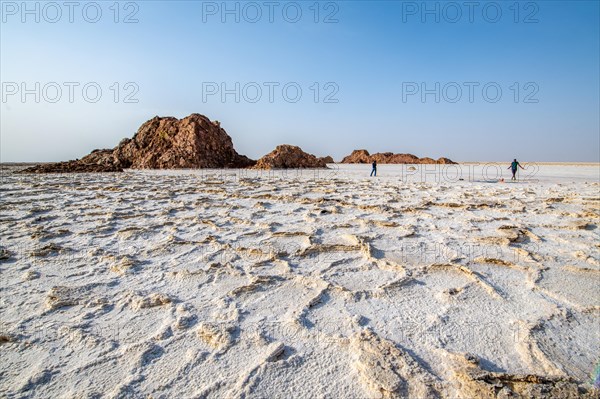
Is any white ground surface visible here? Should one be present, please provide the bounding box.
[1,163,599,398]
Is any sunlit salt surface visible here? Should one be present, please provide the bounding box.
[1,163,598,397]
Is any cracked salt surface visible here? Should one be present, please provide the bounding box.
[1,163,599,398]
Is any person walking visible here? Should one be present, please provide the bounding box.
[508,159,524,181]
[370,160,377,177]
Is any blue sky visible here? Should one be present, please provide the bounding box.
[1,1,599,162]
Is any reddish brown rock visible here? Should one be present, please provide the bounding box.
[341,149,372,164]
[437,157,456,164]
[19,150,123,173]
[253,145,328,169]
[418,157,436,164]
[19,114,255,173]
[319,156,335,164]
[341,149,456,164]
[376,153,421,164]
[113,114,255,169]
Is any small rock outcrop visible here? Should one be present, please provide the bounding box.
[341,149,371,164]
[341,150,456,164]
[436,157,456,164]
[253,145,328,169]
[319,156,335,164]
[19,114,256,173]
[21,150,123,173]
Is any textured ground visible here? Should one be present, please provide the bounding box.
[1,164,599,398]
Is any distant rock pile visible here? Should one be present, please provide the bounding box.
[19,114,256,173]
[318,156,335,164]
[253,145,328,169]
[341,149,455,164]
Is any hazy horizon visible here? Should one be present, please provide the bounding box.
[1,1,599,163]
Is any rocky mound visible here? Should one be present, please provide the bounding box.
[319,156,335,164]
[19,114,255,173]
[340,150,371,163]
[436,157,456,164]
[341,149,456,164]
[253,145,328,169]
[20,150,123,173]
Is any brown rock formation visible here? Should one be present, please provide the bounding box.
[341,149,371,164]
[319,156,335,164]
[253,145,328,169]
[341,150,456,164]
[418,157,436,164]
[374,153,421,164]
[19,114,255,173]
[20,150,123,173]
[113,114,254,169]
[436,157,456,164]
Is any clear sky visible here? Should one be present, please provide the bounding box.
[1,0,599,162]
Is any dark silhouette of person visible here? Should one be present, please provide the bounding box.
[508,159,524,180]
[370,160,377,177]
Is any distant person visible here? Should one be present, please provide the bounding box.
[508,159,524,180]
[370,160,377,177]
